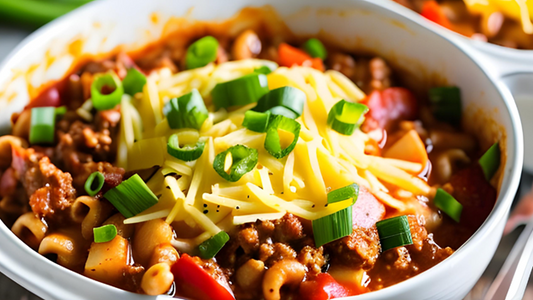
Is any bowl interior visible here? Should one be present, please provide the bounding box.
[0,0,523,299]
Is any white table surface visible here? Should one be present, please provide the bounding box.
[0,23,532,300]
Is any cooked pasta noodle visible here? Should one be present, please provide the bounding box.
[0,135,27,169]
[11,212,47,249]
[102,213,134,239]
[133,219,174,266]
[71,196,114,240]
[39,229,89,270]
[141,263,174,296]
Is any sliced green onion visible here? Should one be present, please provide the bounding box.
[0,0,86,28]
[85,171,105,197]
[312,183,359,247]
[211,73,269,110]
[91,72,124,111]
[122,68,147,96]
[93,224,117,243]
[103,174,158,218]
[213,145,258,182]
[267,106,298,119]
[167,134,206,162]
[254,65,273,75]
[479,142,500,181]
[327,99,368,135]
[29,107,57,144]
[429,86,462,125]
[253,86,306,118]
[185,36,219,69]
[242,110,271,133]
[264,115,301,159]
[163,89,208,130]
[434,188,463,223]
[198,231,230,259]
[376,215,413,252]
[328,183,360,203]
[380,232,413,252]
[55,106,67,116]
[303,38,327,60]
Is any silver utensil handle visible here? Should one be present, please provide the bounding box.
[484,219,533,300]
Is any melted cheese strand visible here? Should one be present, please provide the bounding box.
[283,152,295,194]
[367,156,430,196]
[185,137,212,206]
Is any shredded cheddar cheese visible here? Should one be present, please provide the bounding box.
[119,59,431,247]
[464,0,533,34]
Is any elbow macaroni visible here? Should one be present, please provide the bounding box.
[70,196,114,240]
[11,212,47,249]
[39,229,89,271]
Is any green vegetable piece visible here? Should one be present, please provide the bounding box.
[211,73,269,109]
[198,231,230,259]
[104,174,159,218]
[55,106,67,116]
[85,171,105,197]
[253,86,306,117]
[312,183,359,247]
[376,215,413,252]
[185,36,219,69]
[91,72,124,111]
[163,89,208,130]
[242,110,271,133]
[267,106,298,119]
[254,65,273,75]
[213,145,258,182]
[264,115,301,159]
[434,188,463,223]
[167,134,206,162]
[0,0,89,28]
[303,38,327,60]
[29,107,57,144]
[327,99,368,135]
[93,224,117,243]
[429,86,462,125]
[479,142,501,181]
[122,68,147,96]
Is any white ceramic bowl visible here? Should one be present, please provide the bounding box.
[411,10,533,173]
[0,0,524,299]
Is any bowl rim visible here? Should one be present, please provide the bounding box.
[0,0,524,299]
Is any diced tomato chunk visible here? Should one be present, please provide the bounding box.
[448,164,497,230]
[171,254,234,300]
[299,273,354,300]
[278,43,324,71]
[420,1,451,29]
[26,87,61,109]
[362,87,418,131]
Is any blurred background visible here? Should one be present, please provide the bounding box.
[1,0,533,299]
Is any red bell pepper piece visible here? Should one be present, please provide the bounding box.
[171,254,235,300]
[25,87,61,109]
[420,1,451,29]
[310,57,325,72]
[278,43,324,71]
[361,87,417,131]
[299,273,352,300]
